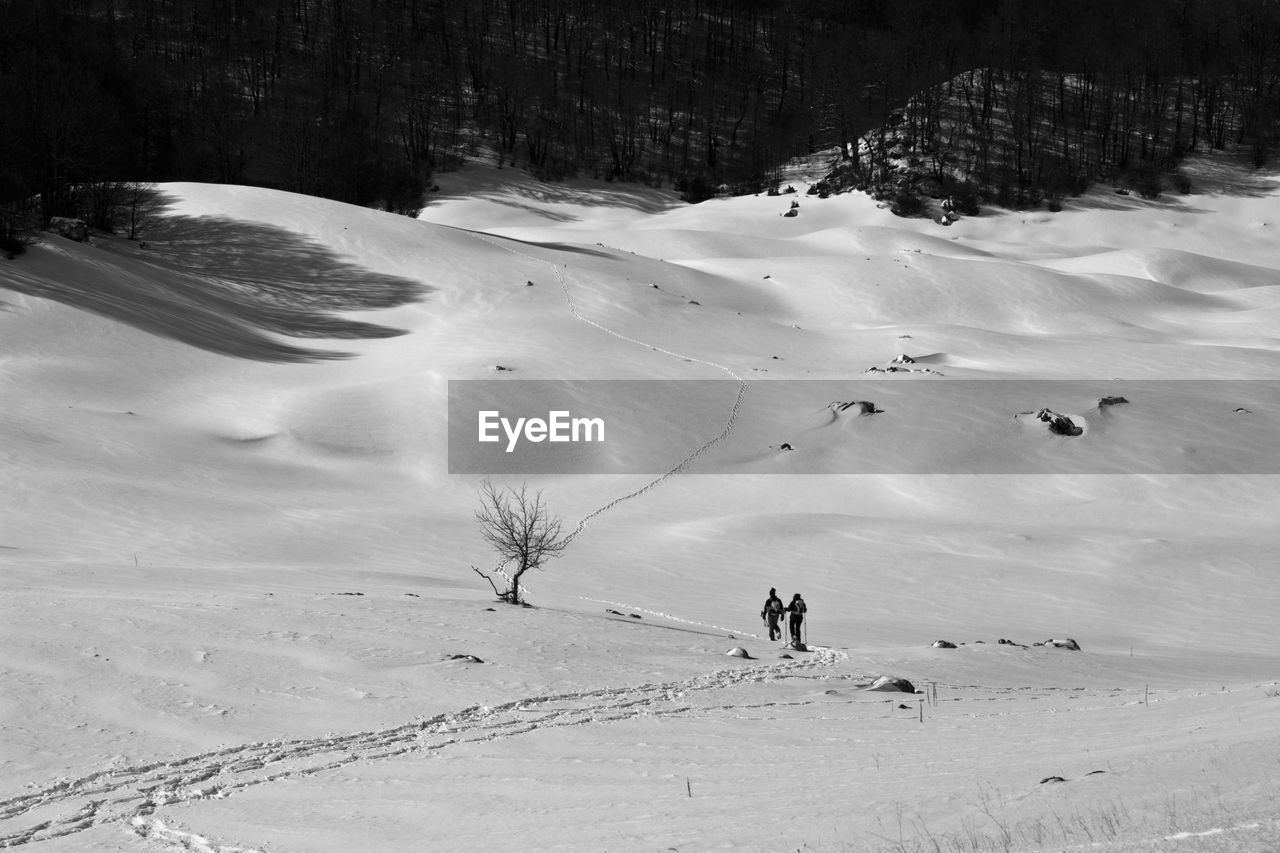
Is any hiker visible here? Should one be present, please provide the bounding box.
[786,593,807,645]
[761,588,785,641]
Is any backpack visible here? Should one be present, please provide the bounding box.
[792,598,806,615]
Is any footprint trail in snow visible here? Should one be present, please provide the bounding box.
[0,647,845,847]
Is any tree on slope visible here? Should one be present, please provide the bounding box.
[470,481,568,606]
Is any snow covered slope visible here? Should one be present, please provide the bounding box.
[2,150,1279,852]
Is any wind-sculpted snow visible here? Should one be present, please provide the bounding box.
[0,647,844,847]
[472,231,750,589]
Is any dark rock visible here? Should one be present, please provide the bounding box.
[783,208,799,218]
[1040,776,1066,784]
[779,443,793,451]
[1098,396,1129,407]
[447,654,484,663]
[1021,408,1083,436]
[830,400,881,415]
[932,640,957,649]
[47,217,89,242]
[1044,638,1081,651]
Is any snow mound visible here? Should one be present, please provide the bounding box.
[864,675,918,693]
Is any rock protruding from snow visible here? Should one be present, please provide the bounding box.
[864,365,943,375]
[1037,638,1081,650]
[932,640,957,649]
[725,646,753,658]
[1017,408,1084,436]
[865,675,917,693]
[47,217,89,242]
[829,400,881,415]
[1098,395,1129,407]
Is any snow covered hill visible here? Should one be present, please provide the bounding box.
[2,150,1279,852]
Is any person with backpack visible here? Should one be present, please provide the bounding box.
[761,588,785,641]
[786,593,807,645]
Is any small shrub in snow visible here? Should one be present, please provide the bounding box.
[889,189,927,218]
[0,235,24,258]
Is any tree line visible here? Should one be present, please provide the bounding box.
[3,0,1280,237]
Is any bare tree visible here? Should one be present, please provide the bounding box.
[470,481,569,606]
[117,182,163,241]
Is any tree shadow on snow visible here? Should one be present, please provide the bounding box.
[4,198,429,363]
[427,170,683,220]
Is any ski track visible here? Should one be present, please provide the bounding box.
[0,648,845,848]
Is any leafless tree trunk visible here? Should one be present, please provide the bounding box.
[470,481,568,606]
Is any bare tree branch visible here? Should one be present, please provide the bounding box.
[473,480,569,605]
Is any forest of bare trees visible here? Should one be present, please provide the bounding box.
[3,0,1280,236]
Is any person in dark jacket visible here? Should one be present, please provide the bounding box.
[786,593,807,644]
[761,588,785,641]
